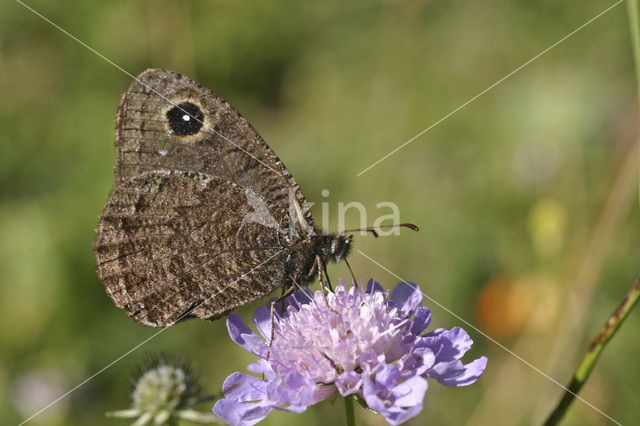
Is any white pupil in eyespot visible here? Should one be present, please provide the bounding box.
[182,114,190,121]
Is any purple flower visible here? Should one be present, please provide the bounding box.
[214,280,487,425]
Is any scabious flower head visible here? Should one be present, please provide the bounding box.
[214,280,487,425]
[107,355,219,425]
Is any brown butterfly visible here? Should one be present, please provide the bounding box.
[94,69,356,327]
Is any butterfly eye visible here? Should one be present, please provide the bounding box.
[166,102,204,136]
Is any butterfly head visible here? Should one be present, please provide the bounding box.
[328,233,353,263]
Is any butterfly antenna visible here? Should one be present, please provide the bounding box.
[343,223,419,238]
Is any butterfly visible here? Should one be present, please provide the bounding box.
[93,69,357,327]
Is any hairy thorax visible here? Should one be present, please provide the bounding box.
[284,232,353,286]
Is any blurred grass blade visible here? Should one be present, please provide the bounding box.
[628,0,640,204]
[543,276,640,425]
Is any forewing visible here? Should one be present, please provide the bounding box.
[115,68,313,235]
[94,170,287,327]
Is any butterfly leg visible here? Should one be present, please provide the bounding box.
[266,285,296,361]
[316,256,338,313]
[343,258,357,284]
[321,260,334,292]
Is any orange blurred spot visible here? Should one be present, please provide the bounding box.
[475,275,535,339]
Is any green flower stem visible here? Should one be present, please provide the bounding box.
[344,395,356,426]
[543,276,640,425]
[629,0,640,203]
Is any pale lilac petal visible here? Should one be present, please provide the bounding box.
[386,334,417,362]
[390,282,422,316]
[335,371,362,396]
[213,399,273,426]
[375,364,400,388]
[274,372,323,411]
[414,347,436,371]
[362,374,426,426]
[273,405,307,414]
[361,374,387,408]
[365,279,384,294]
[227,315,267,357]
[220,372,270,402]
[214,372,277,426]
[283,288,314,311]
[312,384,337,403]
[359,349,386,376]
[246,359,276,380]
[252,306,272,341]
[394,375,428,407]
[410,307,432,334]
[394,346,435,378]
[281,372,316,404]
[422,327,473,360]
[428,356,488,386]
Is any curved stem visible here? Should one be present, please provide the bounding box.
[543,276,640,425]
[344,395,356,426]
[629,0,640,203]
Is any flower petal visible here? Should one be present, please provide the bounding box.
[285,288,314,311]
[375,364,400,388]
[422,327,473,360]
[362,374,427,426]
[252,306,272,341]
[359,349,386,376]
[393,375,429,407]
[390,282,423,316]
[227,315,267,357]
[213,399,273,426]
[221,372,268,401]
[410,307,432,335]
[427,356,488,387]
[335,371,362,396]
[365,279,384,294]
[247,359,277,380]
[275,372,327,411]
[214,371,278,426]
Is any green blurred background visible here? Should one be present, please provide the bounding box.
[2,0,639,425]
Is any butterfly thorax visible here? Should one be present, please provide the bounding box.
[285,233,353,285]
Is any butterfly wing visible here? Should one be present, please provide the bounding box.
[114,68,313,235]
[95,69,314,326]
[95,170,288,327]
